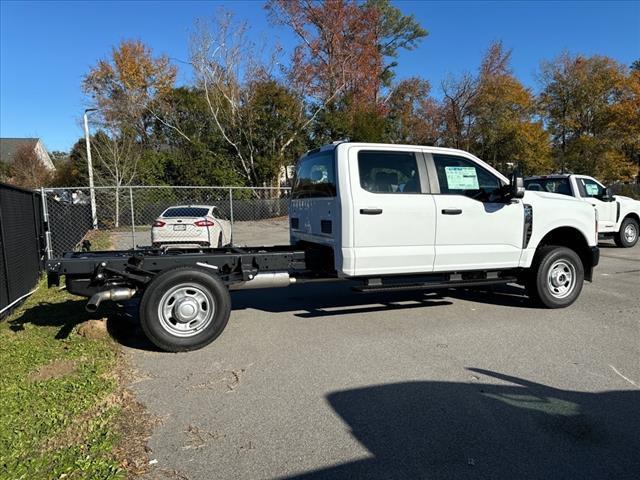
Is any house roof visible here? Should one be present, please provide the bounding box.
[0,138,40,165]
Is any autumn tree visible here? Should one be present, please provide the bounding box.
[385,77,439,145]
[472,42,552,174]
[539,53,638,181]
[266,0,427,142]
[7,144,52,189]
[82,40,177,141]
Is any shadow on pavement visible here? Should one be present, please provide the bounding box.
[231,282,453,318]
[284,369,640,480]
[230,281,536,318]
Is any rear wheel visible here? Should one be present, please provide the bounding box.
[614,217,639,248]
[526,246,584,308]
[139,266,231,352]
[217,232,223,248]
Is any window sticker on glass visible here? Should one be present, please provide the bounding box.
[584,183,599,196]
[445,166,479,190]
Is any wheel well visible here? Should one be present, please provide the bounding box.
[536,227,593,280]
[622,212,639,225]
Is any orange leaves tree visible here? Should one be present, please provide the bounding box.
[266,0,427,142]
[472,42,552,175]
[539,53,639,181]
[82,40,177,141]
[8,144,52,189]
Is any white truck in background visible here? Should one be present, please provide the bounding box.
[47,142,600,351]
[524,174,640,248]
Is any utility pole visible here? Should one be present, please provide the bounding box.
[83,108,98,229]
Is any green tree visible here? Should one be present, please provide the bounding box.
[364,0,428,87]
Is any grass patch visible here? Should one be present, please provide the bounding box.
[81,229,114,251]
[0,280,133,479]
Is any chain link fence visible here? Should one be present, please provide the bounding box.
[42,186,292,257]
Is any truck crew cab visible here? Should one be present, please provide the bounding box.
[47,142,600,352]
[524,174,640,248]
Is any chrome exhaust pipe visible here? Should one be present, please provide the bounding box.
[229,272,296,290]
[86,287,137,312]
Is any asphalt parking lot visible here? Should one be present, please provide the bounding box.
[121,240,639,480]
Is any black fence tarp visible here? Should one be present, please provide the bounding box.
[0,183,45,315]
[46,198,92,257]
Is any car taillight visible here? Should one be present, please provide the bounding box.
[153,220,166,227]
[194,220,215,227]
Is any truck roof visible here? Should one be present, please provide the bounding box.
[304,142,498,159]
[525,174,571,180]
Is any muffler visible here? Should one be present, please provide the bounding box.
[229,272,296,290]
[86,287,137,312]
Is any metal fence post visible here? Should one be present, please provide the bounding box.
[129,186,136,250]
[40,187,53,260]
[229,187,234,246]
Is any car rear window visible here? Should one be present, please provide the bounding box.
[162,207,210,217]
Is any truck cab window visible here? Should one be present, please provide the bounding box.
[292,151,336,199]
[433,154,503,201]
[577,178,605,199]
[358,151,421,194]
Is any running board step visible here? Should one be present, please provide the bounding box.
[353,277,518,293]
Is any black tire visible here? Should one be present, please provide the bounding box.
[139,266,231,352]
[614,217,639,248]
[526,245,584,308]
[217,232,223,248]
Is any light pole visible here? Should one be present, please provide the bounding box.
[83,108,98,229]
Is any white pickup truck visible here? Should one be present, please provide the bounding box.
[47,142,600,351]
[524,174,640,248]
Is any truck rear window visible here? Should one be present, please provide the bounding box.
[292,151,336,199]
[524,178,572,196]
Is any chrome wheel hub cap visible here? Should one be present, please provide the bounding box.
[158,284,215,337]
[624,224,637,243]
[547,260,576,299]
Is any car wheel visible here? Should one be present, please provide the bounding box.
[217,232,223,248]
[526,245,584,308]
[139,266,231,352]
[614,217,639,248]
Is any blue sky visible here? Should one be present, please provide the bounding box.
[1,0,639,152]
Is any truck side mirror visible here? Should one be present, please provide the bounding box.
[509,170,525,199]
[602,187,614,202]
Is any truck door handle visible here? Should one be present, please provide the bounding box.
[360,208,383,215]
[442,209,462,215]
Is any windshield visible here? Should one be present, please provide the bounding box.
[292,150,336,199]
[524,178,573,196]
[162,207,210,218]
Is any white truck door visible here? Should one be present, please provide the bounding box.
[429,153,524,271]
[573,176,617,233]
[348,147,437,276]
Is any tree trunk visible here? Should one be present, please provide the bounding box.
[114,186,120,228]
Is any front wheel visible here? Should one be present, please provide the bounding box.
[526,246,584,308]
[614,217,639,248]
[139,266,231,352]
